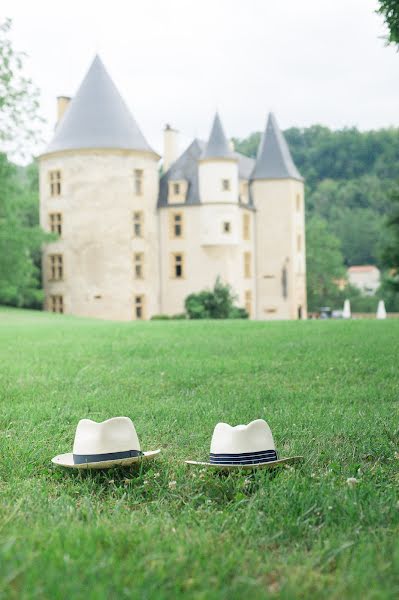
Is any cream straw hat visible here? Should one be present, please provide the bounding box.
[52,416,160,469]
[185,419,302,470]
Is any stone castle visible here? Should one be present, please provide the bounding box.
[39,56,307,320]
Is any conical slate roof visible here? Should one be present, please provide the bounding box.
[251,113,302,180]
[44,56,155,155]
[201,113,235,160]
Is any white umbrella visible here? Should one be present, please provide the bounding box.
[376,300,387,320]
[343,299,351,319]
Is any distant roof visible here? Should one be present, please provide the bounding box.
[158,139,254,207]
[43,55,156,156]
[347,265,380,273]
[201,113,235,160]
[251,113,302,180]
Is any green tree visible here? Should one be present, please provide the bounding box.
[306,217,346,311]
[381,187,399,292]
[377,0,399,46]
[0,20,48,307]
[0,154,50,307]
[0,19,43,156]
[185,278,248,319]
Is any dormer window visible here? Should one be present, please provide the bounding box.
[168,180,187,204]
[222,179,230,191]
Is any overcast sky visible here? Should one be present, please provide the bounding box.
[2,0,398,159]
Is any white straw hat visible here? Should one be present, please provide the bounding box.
[52,416,160,469]
[185,419,303,470]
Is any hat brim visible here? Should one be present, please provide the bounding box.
[185,456,303,470]
[52,449,161,469]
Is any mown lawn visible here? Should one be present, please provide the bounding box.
[0,307,398,599]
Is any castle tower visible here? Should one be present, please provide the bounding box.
[157,113,255,317]
[251,113,307,320]
[39,56,160,320]
[198,112,238,205]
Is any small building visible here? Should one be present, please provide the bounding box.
[347,265,380,295]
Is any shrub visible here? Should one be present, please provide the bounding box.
[185,278,247,319]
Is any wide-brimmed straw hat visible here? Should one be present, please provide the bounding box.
[52,416,160,469]
[185,419,303,470]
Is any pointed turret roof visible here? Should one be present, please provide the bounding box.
[44,56,156,155]
[157,139,255,207]
[251,113,302,180]
[201,113,235,160]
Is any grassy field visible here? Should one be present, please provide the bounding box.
[0,307,398,599]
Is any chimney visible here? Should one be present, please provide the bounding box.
[163,124,179,173]
[57,96,71,124]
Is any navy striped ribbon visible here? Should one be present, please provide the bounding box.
[73,449,143,465]
[209,449,278,465]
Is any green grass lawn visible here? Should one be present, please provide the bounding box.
[0,307,398,599]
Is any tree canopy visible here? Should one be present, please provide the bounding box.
[377,0,399,46]
[0,19,48,307]
[0,19,43,157]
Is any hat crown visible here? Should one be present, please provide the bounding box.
[72,417,140,455]
[210,419,275,454]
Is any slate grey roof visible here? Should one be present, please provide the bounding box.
[158,139,254,207]
[251,113,302,180]
[158,139,204,207]
[234,152,255,180]
[201,113,235,160]
[43,55,155,155]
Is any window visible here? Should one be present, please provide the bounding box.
[49,213,62,235]
[49,295,63,313]
[171,212,183,238]
[243,213,250,240]
[244,290,252,317]
[134,169,143,195]
[133,211,143,237]
[134,253,144,279]
[171,253,184,279]
[240,181,249,204]
[244,252,251,278]
[296,194,301,211]
[49,170,61,196]
[168,180,187,204]
[222,221,231,234]
[297,234,302,252]
[135,295,145,320]
[222,179,230,191]
[49,254,63,281]
[282,265,288,299]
